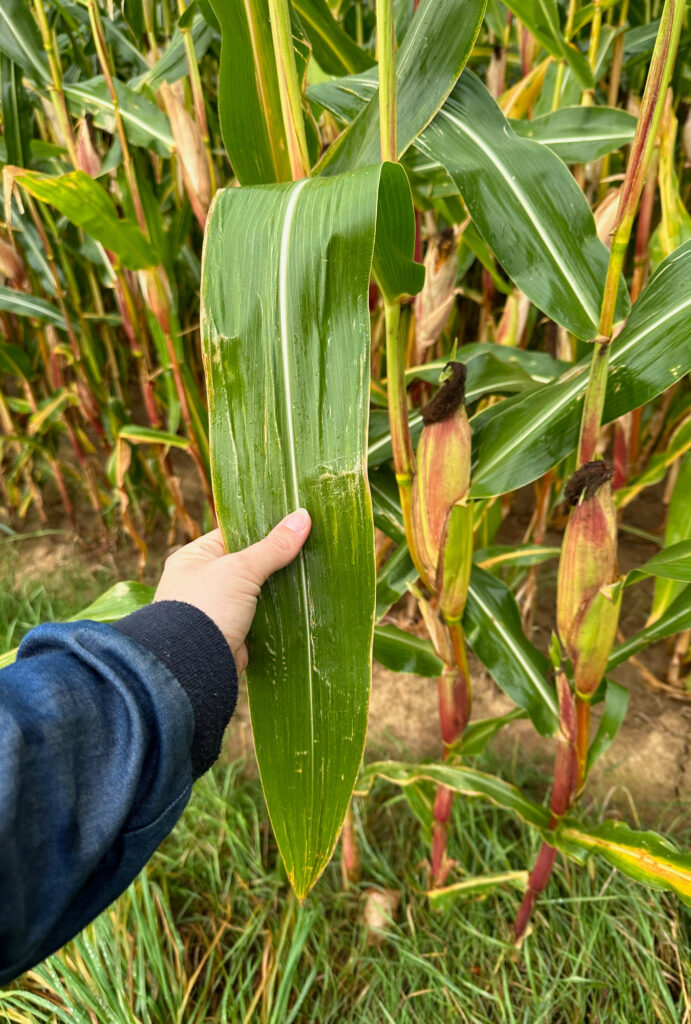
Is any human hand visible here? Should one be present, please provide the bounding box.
[154,509,311,673]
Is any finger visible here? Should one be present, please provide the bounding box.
[239,509,311,586]
[178,527,228,561]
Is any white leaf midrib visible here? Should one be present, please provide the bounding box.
[277,178,315,772]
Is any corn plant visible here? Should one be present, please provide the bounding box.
[1,0,691,948]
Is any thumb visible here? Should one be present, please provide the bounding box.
[240,508,311,585]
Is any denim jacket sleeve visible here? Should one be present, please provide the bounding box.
[0,600,237,986]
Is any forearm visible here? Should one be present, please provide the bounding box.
[0,602,237,984]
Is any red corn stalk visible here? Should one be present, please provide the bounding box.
[514,673,577,939]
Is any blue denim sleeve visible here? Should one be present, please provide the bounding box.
[0,601,238,985]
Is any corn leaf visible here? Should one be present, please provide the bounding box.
[64,79,174,156]
[510,106,637,163]
[0,287,72,331]
[426,871,528,906]
[293,0,374,75]
[0,0,49,84]
[465,567,559,735]
[557,820,691,906]
[586,680,628,773]
[652,452,691,618]
[417,72,627,340]
[201,163,423,898]
[10,170,158,270]
[608,585,691,669]
[625,540,691,586]
[375,542,417,620]
[209,0,292,184]
[118,425,191,449]
[469,240,691,497]
[317,0,486,175]
[373,624,443,677]
[356,760,553,835]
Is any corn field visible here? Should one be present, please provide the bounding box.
[1,0,690,954]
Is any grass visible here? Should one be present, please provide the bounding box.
[0,555,689,1022]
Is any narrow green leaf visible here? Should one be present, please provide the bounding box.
[0,0,49,84]
[1,56,31,167]
[64,79,174,156]
[464,566,559,736]
[456,708,528,756]
[356,760,553,835]
[12,170,158,270]
[557,820,691,905]
[427,871,528,907]
[653,452,691,618]
[417,72,627,340]
[293,0,374,75]
[201,163,422,899]
[132,13,215,91]
[318,0,486,175]
[586,680,629,772]
[0,287,71,331]
[209,0,292,184]
[608,585,691,669]
[373,623,443,676]
[511,106,637,163]
[532,0,594,89]
[474,544,561,572]
[118,425,191,449]
[469,241,691,497]
[626,540,691,586]
[375,542,417,620]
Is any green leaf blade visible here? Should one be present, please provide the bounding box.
[201,164,421,898]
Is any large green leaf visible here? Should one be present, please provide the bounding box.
[464,567,559,735]
[417,72,627,340]
[293,0,374,75]
[209,0,292,184]
[469,241,691,497]
[201,163,422,898]
[511,106,637,163]
[11,170,158,270]
[317,0,486,175]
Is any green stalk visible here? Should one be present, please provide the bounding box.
[86,0,147,232]
[32,0,79,167]
[376,0,397,162]
[268,0,311,180]
[577,0,684,466]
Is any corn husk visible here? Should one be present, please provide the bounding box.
[557,461,622,697]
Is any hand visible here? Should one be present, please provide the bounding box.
[154,509,311,674]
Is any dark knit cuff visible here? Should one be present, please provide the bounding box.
[113,601,238,779]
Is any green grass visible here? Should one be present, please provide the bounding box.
[1,556,689,1022]
[1,761,689,1023]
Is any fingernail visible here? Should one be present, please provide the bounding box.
[282,508,311,532]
